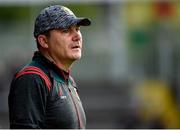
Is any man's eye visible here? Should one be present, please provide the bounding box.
[76,27,80,31]
[62,29,69,33]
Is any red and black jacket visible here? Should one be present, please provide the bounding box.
[8,51,86,129]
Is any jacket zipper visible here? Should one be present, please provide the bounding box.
[68,88,83,129]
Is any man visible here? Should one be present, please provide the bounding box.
[8,5,91,129]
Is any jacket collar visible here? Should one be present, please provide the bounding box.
[32,51,70,82]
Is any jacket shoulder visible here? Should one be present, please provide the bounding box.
[14,65,52,92]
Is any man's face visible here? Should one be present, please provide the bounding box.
[46,25,83,64]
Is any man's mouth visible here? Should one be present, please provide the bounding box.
[71,45,81,49]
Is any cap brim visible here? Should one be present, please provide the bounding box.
[76,18,91,26]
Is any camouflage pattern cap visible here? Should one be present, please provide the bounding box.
[33,5,91,38]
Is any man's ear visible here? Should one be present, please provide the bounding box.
[37,35,49,48]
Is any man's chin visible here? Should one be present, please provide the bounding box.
[74,53,81,59]
[74,56,81,60]
[71,55,81,61]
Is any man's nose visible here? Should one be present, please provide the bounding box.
[72,30,81,41]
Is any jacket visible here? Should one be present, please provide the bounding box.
[8,51,86,129]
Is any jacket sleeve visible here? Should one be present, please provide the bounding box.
[8,74,49,128]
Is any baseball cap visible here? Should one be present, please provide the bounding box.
[33,5,91,38]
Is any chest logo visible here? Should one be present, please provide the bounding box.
[57,86,67,99]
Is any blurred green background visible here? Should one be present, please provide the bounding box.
[1,0,180,128]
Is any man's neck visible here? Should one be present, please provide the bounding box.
[40,50,72,72]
